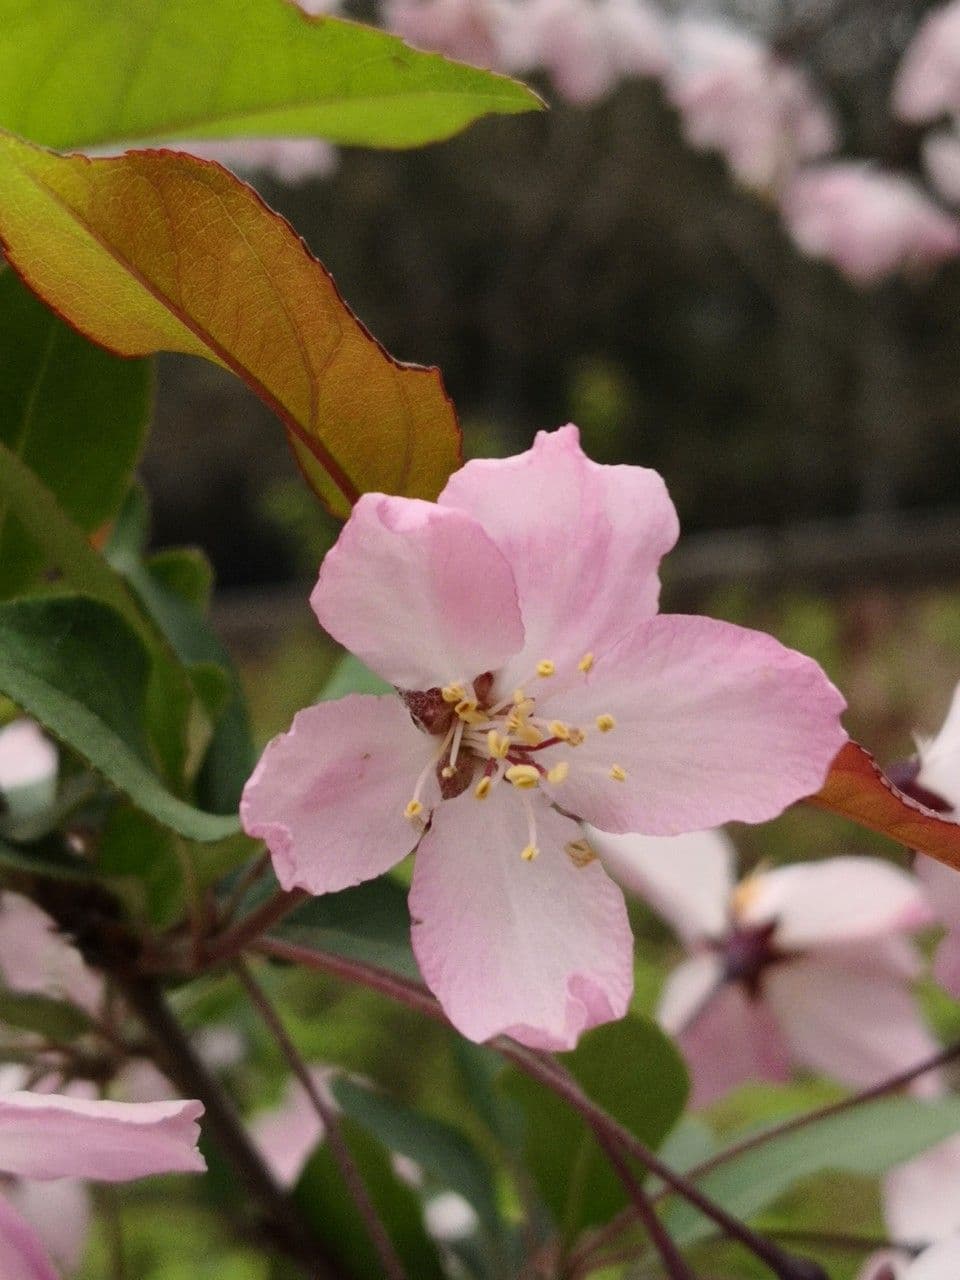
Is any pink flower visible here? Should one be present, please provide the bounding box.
[893,1,960,123]
[242,426,846,1049]
[922,128,960,206]
[589,825,936,1105]
[780,163,960,284]
[860,1240,960,1280]
[0,1091,204,1279]
[663,18,837,192]
[250,1069,331,1188]
[383,0,518,72]
[0,893,102,1017]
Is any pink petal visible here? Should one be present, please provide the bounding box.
[241,695,438,894]
[933,930,960,1000]
[586,826,735,942]
[0,1195,59,1280]
[657,952,724,1032]
[918,854,960,930]
[0,893,102,1015]
[916,681,960,813]
[541,613,847,835]
[251,1069,330,1189]
[0,721,57,793]
[4,1181,90,1275]
[410,788,633,1049]
[0,1093,205,1181]
[737,858,933,949]
[766,945,938,1090]
[893,1,960,123]
[884,1134,960,1245]
[858,1251,912,1280]
[668,979,791,1107]
[438,425,678,692]
[311,494,523,690]
[907,1239,960,1279]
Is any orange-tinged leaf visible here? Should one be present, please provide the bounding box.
[809,740,960,871]
[0,133,461,514]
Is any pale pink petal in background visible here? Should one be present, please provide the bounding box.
[0,1195,60,1280]
[893,0,960,123]
[5,1180,90,1276]
[546,613,847,835]
[439,424,678,691]
[923,128,960,206]
[173,139,338,184]
[410,786,633,1048]
[312,494,524,690]
[780,163,960,285]
[674,982,791,1107]
[384,0,517,70]
[737,859,933,950]
[905,1238,960,1279]
[657,952,724,1034]
[0,722,57,795]
[241,695,438,895]
[0,893,103,1016]
[251,1069,331,1188]
[915,680,960,812]
[586,826,735,943]
[0,1094,204,1182]
[884,1133,960,1245]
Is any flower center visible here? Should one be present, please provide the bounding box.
[399,653,627,862]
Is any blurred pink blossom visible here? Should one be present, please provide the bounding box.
[663,18,837,192]
[860,1239,960,1280]
[893,1,960,124]
[242,426,846,1050]
[589,825,936,1106]
[780,164,960,284]
[250,1069,331,1188]
[923,128,960,206]
[0,893,102,1018]
[383,0,518,71]
[172,138,338,185]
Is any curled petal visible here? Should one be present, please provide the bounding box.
[410,788,633,1048]
[241,695,438,895]
[311,494,523,689]
[916,681,960,813]
[5,1181,90,1275]
[545,613,846,835]
[439,425,678,692]
[587,826,735,943]
[738,858,933,949]
[0,1195,59,1280]
[0,1093,204,1182]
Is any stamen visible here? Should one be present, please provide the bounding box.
[520,791,540,860]
[520,844,539,861]
[578,652,595,673]
[441,684,466,703]
[505,764,540,789]
[487,730,510,760]
[609,764,627,782]
[536,659,556,678]
[568,728,587,747]
[547,761,569,784]
[513,688,527,704]
[474,777,492,800]
[595,713,616,733]
[404,799,424,820]
[447,717,466,770]
[440,766,455,778]
[549,720,571,740]
[566,838,598,868]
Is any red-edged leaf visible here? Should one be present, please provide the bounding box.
[0,134,461,514]
[809,740,960,870]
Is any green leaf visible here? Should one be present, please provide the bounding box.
[147,548,213,612]
[0,595,239,841]
[0,444,194,786]
[0,833,93,882]
[105,487,256,814]
[294,1117,445,1280]
[0,268,150,598]
[503,1016,689,1242]
[333,1076,505,1246]
[275,875,419,979]
[0,0,541,152]
[97,806,184,926]
[0,988,94,1040]
[667,1096,960,1248]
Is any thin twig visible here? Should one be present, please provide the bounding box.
[233,956,408,1280]
[200,887,308,965]
[217,851,273,929]
[766,1228,923,1257]
[592,1128,699,1280]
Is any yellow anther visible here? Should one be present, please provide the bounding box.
[474,777,492,800]
[487,730,510,759]
[441,684,466,703]
[505,764,540,790]
[404,799,424,819]
[578,652,595,673]
[440,765,456,779]
[568,728,587,747]
[455,698,485,725]
[565,838,598,868]
[515,723,544,746]
[512,688,527,705]
[536,659,556,678]
[595,713,617,733]
[547,761,570,784]
[609,764,627,782]
[549,720,571,741]
[520,844,540,862]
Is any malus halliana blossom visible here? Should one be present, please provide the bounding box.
[590,825,936,1104]
[893,0,960,123]
[241,427,847,1049]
